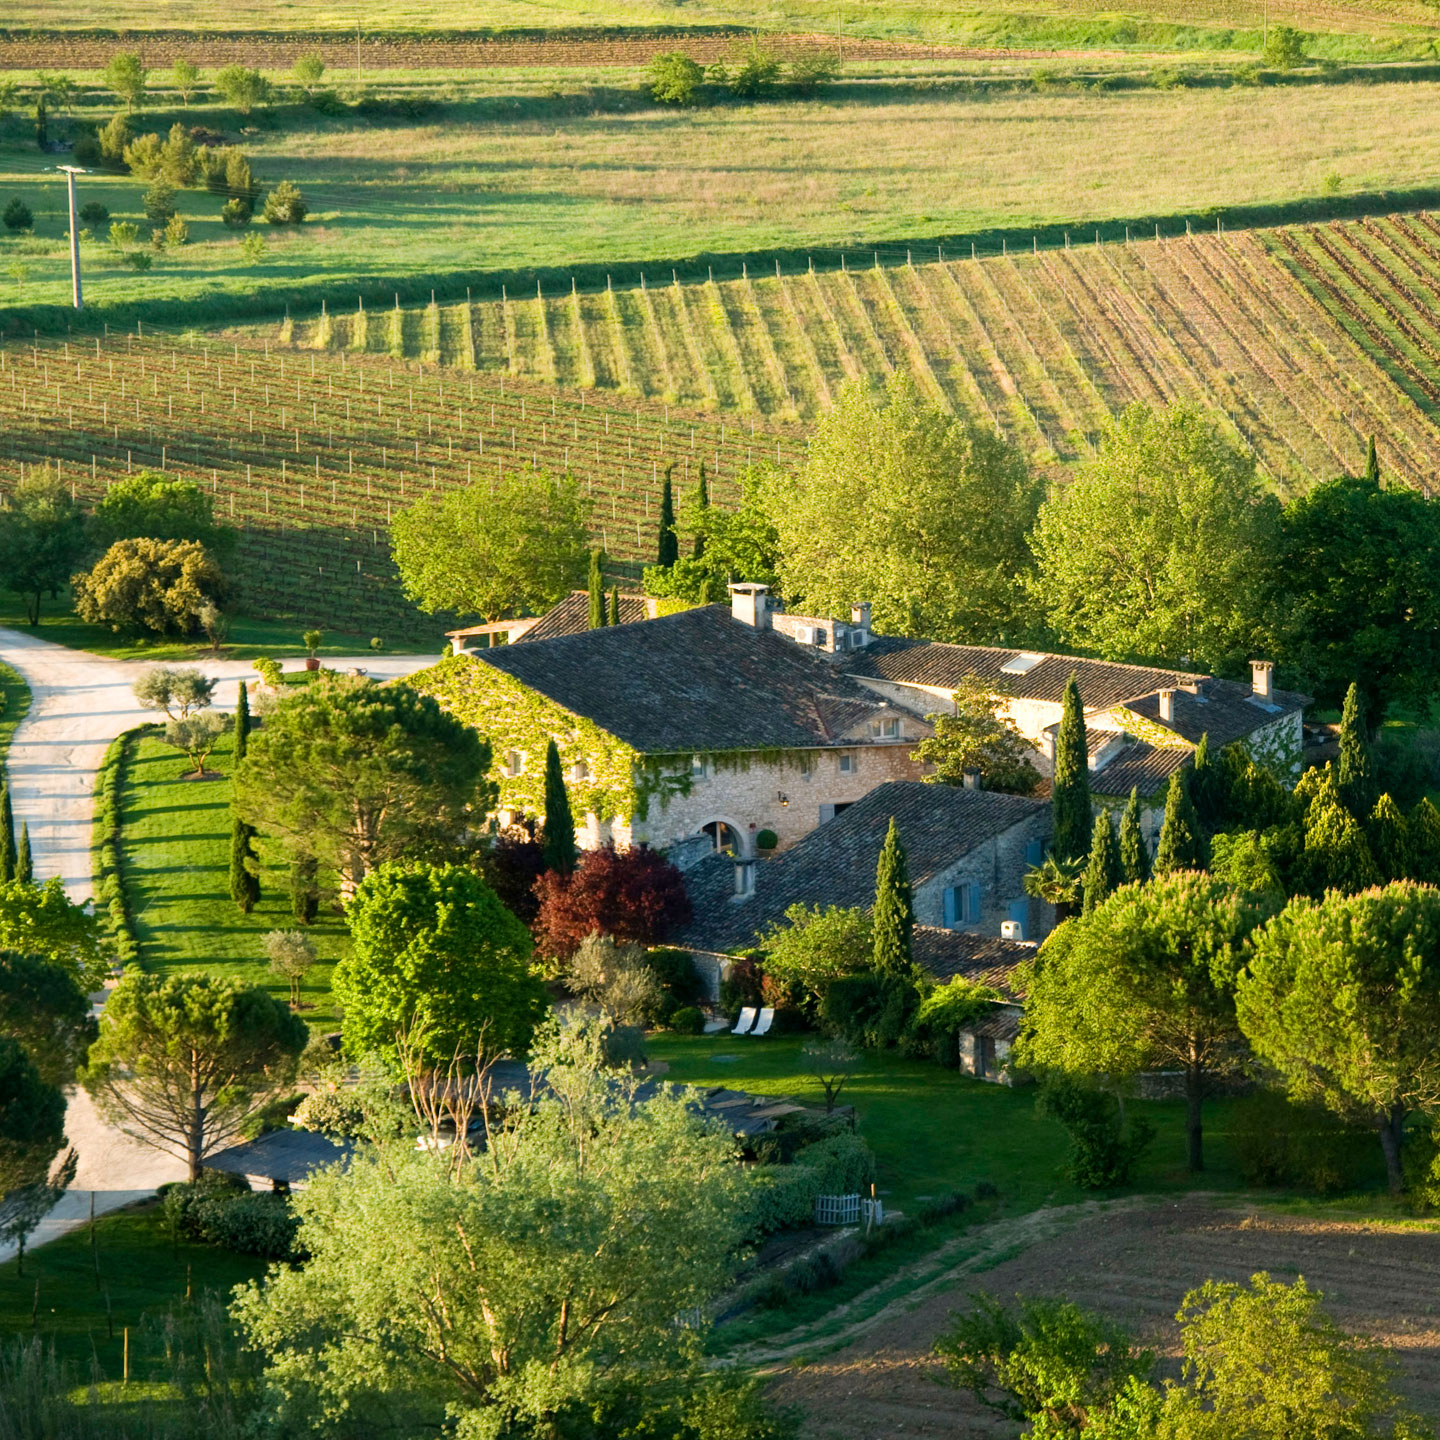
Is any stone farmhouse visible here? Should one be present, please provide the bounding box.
[409,589,933,862]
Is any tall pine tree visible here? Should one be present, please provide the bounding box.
[1081,809,1122,914]
[657,464,678,567]
[1155,769,1205,873]
[1118,786,1151,885]
[608,587,621,627]
[872,818,914,975]
[1337,682,1374,818]
[588,550,606,628]
[693,462,710,559]
[14,822,31,885]
[542,739,577,876]
[1051,675,1091,862]
[0,782,15,884]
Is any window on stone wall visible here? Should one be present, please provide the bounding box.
[839,753,857,774]
[869,718,901,740]
[504,750,526,777]
[691,755,708,780]
[569,759,589,782]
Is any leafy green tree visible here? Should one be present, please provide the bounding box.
[292,53,326,96]
[872,818,914,975]
[1052,675,1091,863]
[104,51,147,109]
[1018,872,1269,1171]
[0,878,105,991]
[1368,794,1410,883]
[910,677,1041,795]
[542,738,576,876]
[1118,787,1150,885]
[1154,769,1205,874]
[642,468,781,604]
[0,951,94,1089]
[1030,402,1280,672]
[80,972,306,1180]
[230,811,260,913]
[133,665,215,721]
[235,676,492,894]
[767,374,1042,642]
[1238,882,1440,1192]
[72,537,230,637]
[0,472,88,625]
[392,469,589,622]
[172,58,201,104]
[587,548,605,628]
[1274,471,1440,723]
[1081,810,1121,915]
[1263,22,1307,66]
[1337,681,1375,811]
[231,1017,763,1440]
[1036,1077,1155,1189]
[335,861,547,1068]
[163,711,228,777]
[265,929,316,1008]
[936,1292,1153,1436]
[657,464,679,566]
[97,111,132,167]
[214,65,273,114]
[648,51,704,104]
[89,472,234,557]
[756,903,873,1008]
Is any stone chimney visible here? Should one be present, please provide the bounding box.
[732,856,757,900]
[1250,660,1274,700]
[1158,689,1176,723]
[850,601,872,644]
[729,583,771,631]
[962,769,982,790]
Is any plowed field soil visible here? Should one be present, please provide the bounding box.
[768,1199,1440,1439]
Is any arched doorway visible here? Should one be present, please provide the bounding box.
[700,820,750,857]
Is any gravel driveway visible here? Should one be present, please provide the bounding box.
[0,628,441,1261]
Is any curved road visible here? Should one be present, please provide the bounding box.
[0,628,440,1260]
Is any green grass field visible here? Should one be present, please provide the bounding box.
[0,659,31,769]
[6,58,1440,327]
[119,726,350,1026]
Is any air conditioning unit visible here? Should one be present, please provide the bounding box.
[1002,919,1025,941]
[793,625,814,644]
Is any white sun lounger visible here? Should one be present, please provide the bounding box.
[731,1006,757,1036]
[750,1007,775,1037]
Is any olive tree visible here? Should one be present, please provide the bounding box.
[133,665,216,721]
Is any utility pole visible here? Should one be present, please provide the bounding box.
[57,164,83,310]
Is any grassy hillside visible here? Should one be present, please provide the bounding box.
[5,60,1440,327]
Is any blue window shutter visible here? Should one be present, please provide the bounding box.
[968,883,983,923]
[1026,839,1044,867]
[943,886,959,928]
[1008,899,1029,926]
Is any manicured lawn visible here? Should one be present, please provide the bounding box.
[120,727,351,1026]
[0,593,427,662]
[0,1202,265,1378]
[646,1033,1388,1213]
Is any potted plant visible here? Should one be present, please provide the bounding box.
[302,629,323,671]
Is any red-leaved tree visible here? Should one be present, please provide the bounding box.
[533,845,691,959]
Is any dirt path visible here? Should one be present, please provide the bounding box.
[767,1198,1440,1439]
[0,628,439,1262]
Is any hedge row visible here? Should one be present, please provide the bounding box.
[92,725,151,969]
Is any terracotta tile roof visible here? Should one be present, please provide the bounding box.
[911,927,1032,998]
[678,780,1046,954]
[1121,677,1310,748]
[517,590,654,643]
[842,639,1196,710]
[470,605,901,755]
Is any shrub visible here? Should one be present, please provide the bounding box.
[647,946,704,1007]
[648,52,704,105]
[370,636,384,651]
[291,1086,366,1138]
[143,176,176,226]
[730,41,782,97]
[308,89,349,117]
[669,1005,705,1035]
[215,65,273,115]
[3,199,33,232]
[818,970,918,1049]
[1228,1089,1371,1194]
[72,133,101,166]
[789,52,841,91]
[163,214,188,248]
[126,251,153,272]
[1263,23,1307,67]
[533,844,691,959]
[755,828,778,851]
[238,232,266,264]
[79,200,109,228]
[719,954,763,1018]
[262,179,307,226]
[221,197,253,229]
[97,112,132,168]
[122,131,164,177]
[1036,1077,1155,1189]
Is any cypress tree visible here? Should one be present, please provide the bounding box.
[872,818,914,975]
[608,586,621,627]
[1189,733,1228,832]
[1337,682,1374,817]
[657,464,678,567]
[235,679,251,761]
[693,462,710,559]
[542,738,577,876]
[1364,434,1379,484]
[1118,786,1151,885]
[291,853,319,924]
[1302,782,1380,895]
[1051,675,1091,863]
[587,550,606,628]
[229,812,259,913]
[14,823,31,885]
[0,783,15,884]
[1408,797,1440,885]
[1368,793,1410,882]
[1155,769,1205,873]
[1081,809,1122,914]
